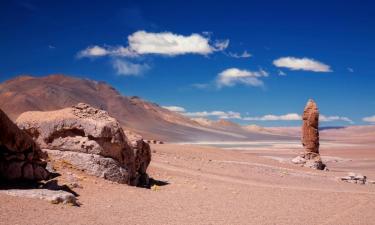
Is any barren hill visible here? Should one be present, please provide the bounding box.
[0,75,286,142]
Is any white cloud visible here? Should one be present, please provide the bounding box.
[162,106,186,113]
[77,45,139,58]
[78,31,229,58]
[182,108,353,124]
[347,67,354,73]
[363,115,375,123]
[243,113,352,123]
[278,70,287,76]
[227,50,252,58]
[213,39,230,51]
[216,68,268,88]
[78,45,109,58]
[128,31,218,55]
[184,111,241,119]
[243,113,301,121]
[112,59,149,76]
[320,115,353,123]
[273,57,332,72]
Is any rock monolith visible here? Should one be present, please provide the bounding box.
[302,99,320,155]
[292,99,325,170]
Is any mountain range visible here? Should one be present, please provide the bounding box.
[1,74,374,143]
[0,75,290,142]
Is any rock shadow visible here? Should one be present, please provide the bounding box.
[0,178,79,197]
[138,177,169,189]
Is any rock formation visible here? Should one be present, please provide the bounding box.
[292,99,325,170]
[302,99,320,155]
[0,108,49,180]
[16,103,151,185]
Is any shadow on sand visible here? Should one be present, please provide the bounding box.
[0,172,79,198]
[137,177,169,189]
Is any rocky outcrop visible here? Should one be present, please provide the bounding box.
[292,99,325,170]
[0,109,49,180]
[16,103,151,185]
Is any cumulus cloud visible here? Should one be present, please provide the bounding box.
[112,59,150,76]
[363,115,375,123]
[78,30,229,58]
[78,45,109,58]
[227,50,252,58]
[162,106,186,113]
[184,111,241,119]
[216,68,268,88]
[273,57,332,72]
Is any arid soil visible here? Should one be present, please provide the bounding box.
[1,143,375,225]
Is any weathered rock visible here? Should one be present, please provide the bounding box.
[302,99,320,154]
[125,131,152,175]
[16,103,133,165]
[291,156,306,164]
[0,108,49,180]
[340,172,367,185]
[304,157,325,170]
[292,100,326,170]
[17,103,151,185]
[0,189,77,205]
[45,149,132,184]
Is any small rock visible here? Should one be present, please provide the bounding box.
[45,162,56,173]
[291,156,306,164]
[354,174,366,181]
[340,176,351,181]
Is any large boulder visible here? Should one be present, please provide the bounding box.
[0,109,49,180]
[17,103,151,185]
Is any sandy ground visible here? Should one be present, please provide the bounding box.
[1,143,375,225]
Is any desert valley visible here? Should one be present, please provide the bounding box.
[1,1,375,224]
[1,75,375,225]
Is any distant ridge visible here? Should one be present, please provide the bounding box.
[0,74,288,142]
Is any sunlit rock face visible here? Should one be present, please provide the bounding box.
[17,103,151,185]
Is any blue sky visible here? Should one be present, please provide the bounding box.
[1,0,375,126]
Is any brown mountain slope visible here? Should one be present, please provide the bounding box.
[0,74,286,142]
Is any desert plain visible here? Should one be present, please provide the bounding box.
[1,139,374,225]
